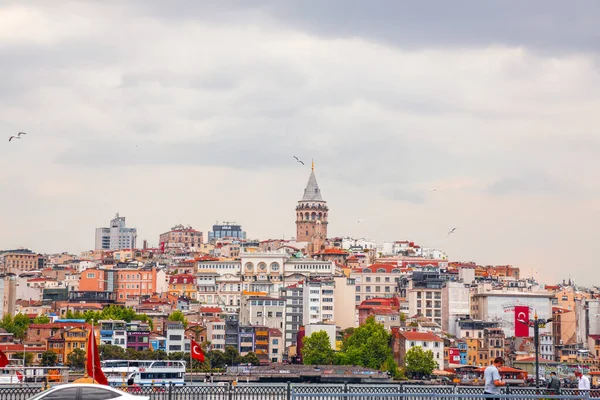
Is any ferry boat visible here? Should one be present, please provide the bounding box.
[101,360,186,386]
[0,366,68,384]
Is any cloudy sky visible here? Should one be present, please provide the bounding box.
[1,1,599,284]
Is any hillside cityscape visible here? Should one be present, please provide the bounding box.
[0,167,597,384]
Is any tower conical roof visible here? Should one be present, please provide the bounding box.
[302,170,324,201]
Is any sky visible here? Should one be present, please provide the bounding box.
[1,1,600,285]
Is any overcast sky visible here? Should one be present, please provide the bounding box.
[1,1,599,285]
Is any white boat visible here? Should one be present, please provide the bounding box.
[101,359,186,386]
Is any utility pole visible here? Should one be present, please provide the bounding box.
[518,312,553,389]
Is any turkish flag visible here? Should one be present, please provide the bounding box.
[515,306,530,337]
[86,327,109,385]
[0,348,8,368]
[191,339,205,362]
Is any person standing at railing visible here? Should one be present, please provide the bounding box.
[484,357,506,400]
[547,372,560,395]
[576,369,590,392]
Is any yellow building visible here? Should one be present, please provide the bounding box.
[64,327,89,364]
[168,274,198,299]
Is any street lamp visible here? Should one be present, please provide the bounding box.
[517,313,553,389]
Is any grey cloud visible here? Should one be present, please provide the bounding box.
[486,173,582,197]
[127,0,600,53]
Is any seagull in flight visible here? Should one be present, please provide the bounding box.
[8,136,20,142]
[447,227,458,236]
[18,132,27,137]
[293,156,305,165]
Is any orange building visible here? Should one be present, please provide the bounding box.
[78,267,165,302]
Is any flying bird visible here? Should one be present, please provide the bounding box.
[447,227,458,236]
[17,132,27,137]
[293,156,305,165]
[8,136,20,142]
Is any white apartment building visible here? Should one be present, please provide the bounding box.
[351,264,403,306]
[206,319,226,351]
[442,281,471,336]
[305,323,337,350]
[302,279,335,325]
[99,320,128,349]
[196,261,240,275]
[540,332,554,361]
[282,283,303,348]
[95,213,137,251]
[239,296,285,330]
[240,251,287,295]
[166,322,186,353]
[283,260,336,276]
[398,331,444,367]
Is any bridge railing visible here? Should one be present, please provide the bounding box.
[1,383,599,400]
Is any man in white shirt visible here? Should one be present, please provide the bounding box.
[484,357,505,399]
[576,370,590,391]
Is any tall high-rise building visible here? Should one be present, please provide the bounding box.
[208,222,246,242]
[295,162,328,253]
[95,213,137,250]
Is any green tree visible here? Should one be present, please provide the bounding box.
[99,344,127,360]
[168,310,188,329]
[40,351,58,366]
[302,330,335,365]
[381,356,405,380]
[341,316,391,369]
[404,346,438,378]
[168,352,186,361]
[0,313,30,340]
[223,346,241,366]
[154,350,168,360]
[67,348,86,370]
[240,352,260,366]
[207,350,226,369]
[13,352,34,366]
[33,315,50,324]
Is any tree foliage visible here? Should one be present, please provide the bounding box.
[65,305,153,329]
[40,351,58,366]
[33,315,51,324]
[68,348,86,370]
[168,310,188,329]
[223,346,241,365]
[302,330,335,365]
[404,346,438,378]
[240,352,260,366]
[340,316,391,369]
[0,313,31,340]
[99,344,127,360]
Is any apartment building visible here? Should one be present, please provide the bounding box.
[302,279,335,325]
[281,283,303,349]
[393,330,444,367]
[269,328,283,363]
[165,322,186,353]
[168,274,198,299]
[95,213,137,251]
[99,320,127,349]
[239,295,285,330]
[0,249,40,274]
[159,224,203,250]
[206,319,226,351]
[351,264,403,306]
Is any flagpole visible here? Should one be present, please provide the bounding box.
[189,338,193,384]
[91,321,95,383]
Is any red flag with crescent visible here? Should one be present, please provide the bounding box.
[0,348,8,368]
[515,306,529,337]
[191,339,205,362]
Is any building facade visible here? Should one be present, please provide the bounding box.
[159,225,203,250]
[0,250,40,274]
[95,213,137,250]
[208,222,246,242]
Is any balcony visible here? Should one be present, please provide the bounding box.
[255,340,268,346]
[255,331,268,337]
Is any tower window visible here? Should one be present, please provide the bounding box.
[306,231,309,236]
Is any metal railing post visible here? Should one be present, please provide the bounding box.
[228,382,233,400]
[344,381,348,393]
[287,381,292,400]
[167,382,173,400]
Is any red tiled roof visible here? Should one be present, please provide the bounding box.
[400,331,443,342]
[515,357,554,363]
[269,328,282,336]
[200,307,222,314]
[316,249,348,255]
[359,264,401,273]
